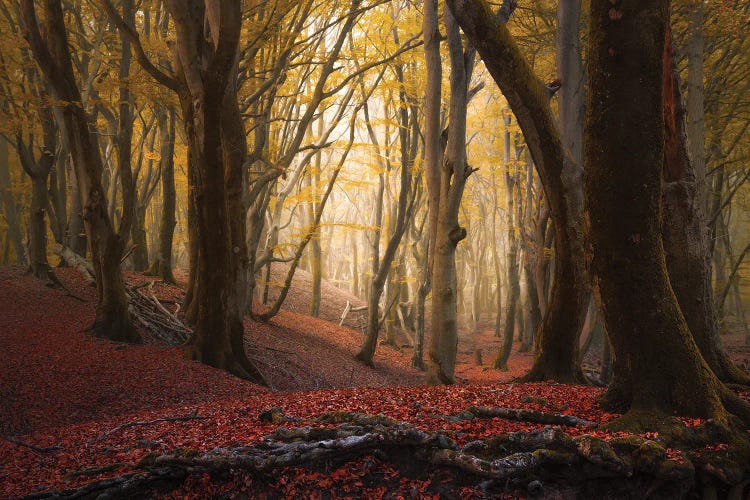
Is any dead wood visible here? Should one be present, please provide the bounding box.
[22,412,749,499]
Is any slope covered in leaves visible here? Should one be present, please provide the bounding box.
[2,267,748,498]
[0,266,608,497]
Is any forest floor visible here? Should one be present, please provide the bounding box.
[1,265,749,499]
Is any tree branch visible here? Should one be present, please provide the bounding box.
[100,0,180,92]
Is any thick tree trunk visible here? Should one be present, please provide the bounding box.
[447,0,588,384]
[661,33,750,386]
[584,0,747,428]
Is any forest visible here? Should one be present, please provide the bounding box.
[1,0,749,498]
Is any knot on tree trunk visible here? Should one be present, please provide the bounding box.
[449,226,467,245]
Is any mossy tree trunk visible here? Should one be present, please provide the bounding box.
[447,0,588,384]
[162,0,265,384]
[584,0,749,428]
[661,30,750,386]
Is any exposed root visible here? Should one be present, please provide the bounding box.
[518,364,588,385]
[354,350,375,367]
[443,406,597,427]
[23,412,750,499]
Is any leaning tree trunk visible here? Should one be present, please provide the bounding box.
[447,0,588,384]
[355,95,414,365]
[661,31,750,386]
[584,0,748,429]
[22,0,139,343]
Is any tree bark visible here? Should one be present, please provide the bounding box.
[427,8,470,384]
[163,0,264,383]
[661,30,750,386]
[584,0,747,427]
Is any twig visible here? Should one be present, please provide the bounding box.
[86,415,207,445]
[3,436,62,454]
[120,245,137,264]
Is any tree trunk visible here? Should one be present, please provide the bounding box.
[447,0,588,384]
[661,30,750,386]
[146,106,177,283]
[427,8,470,384]
[584,0,747,428]
[130,204,149,270]
[356,58,416,365]
[494,128,519,370]
[308,118,324,318]
[67,164,87,256]
[28,175,51,278]
[0,135,27,266]
[22,0,139,343]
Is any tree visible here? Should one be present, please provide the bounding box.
[152,0,265,382]
[661,26,750,386]
[427,6,474,384]
[493,116,521,370]
[145,105,177,284]
[21,0,140,343]
[447,0,588,384]
[0,133,26,267]
[356,19,420,364]
[584,0,749,428]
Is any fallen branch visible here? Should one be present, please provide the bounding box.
[339,300,367,326]
[126,283,191,345]
[53,244,94,284]
[446,406,597,427]
[3,436,62,454]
